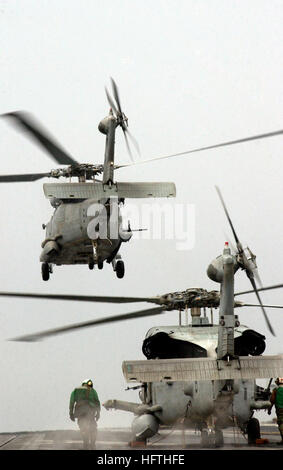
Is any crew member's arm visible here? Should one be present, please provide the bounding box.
[91,389,101,420]
[268,389,277,414]
[69,390,76,421]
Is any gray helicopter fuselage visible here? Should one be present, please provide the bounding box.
[40,197,126,266]
[142,377,256,430]
[139,323,262,429]
[104,242,276,444]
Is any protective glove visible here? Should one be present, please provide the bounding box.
[267,407,272,415]
[69,412,75,422]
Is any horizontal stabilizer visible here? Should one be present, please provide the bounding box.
[116,182,176,198]
[123,355,283,383]
[44,182,116,200]
[43,182,176,200]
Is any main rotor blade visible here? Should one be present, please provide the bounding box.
[235,284,283,296]
[253,267,263,289]
[2,111,78,166]
[10,306,165,342]
[0,172,50,182]
[235,302,283,309]
[248,275,275,336]
[215,186,241,247]
[116,128,283,168]
[0,291,161,304]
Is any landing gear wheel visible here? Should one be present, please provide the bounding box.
[247,417,260,445]
[97,260,103,270]
[41,262,50,281]
[88,262,94,270]
[116,260,125,279]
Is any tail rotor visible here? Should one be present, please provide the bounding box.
[105,78,140,162]
[216,186,275,336]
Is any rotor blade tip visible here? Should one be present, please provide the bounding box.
[9,336,39,342]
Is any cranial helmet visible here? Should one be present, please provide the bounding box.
[275,378,283,385]
[82,379,93,387]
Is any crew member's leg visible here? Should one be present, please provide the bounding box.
[277,408,283,444]
[78,416,90,449]
[90,419,97,450]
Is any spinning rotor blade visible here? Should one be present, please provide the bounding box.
[116,128,283,168]
[125,128,140,156]
[122,127,141,162]
[236,302,283,309]
[10,306,165,342]
[216,186,275,336]
[0,291,161,304]
[248,276,275,336]
[2,111,78,166]
[110,77,123,115]
[235,283,283,296]
[122,128,134,162]
[216,186,241,247]
[106,78,140,162]
[0,172,50,182]
[105,87,119,116]
[252,267,263,289]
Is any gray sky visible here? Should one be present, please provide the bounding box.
[0,0,282,432]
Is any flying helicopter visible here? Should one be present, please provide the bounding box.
[1,188,283,448]
[1,80,283,281]
[0,78,176,281]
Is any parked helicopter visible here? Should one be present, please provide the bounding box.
[1,188,283,447]
[1,80,283,281]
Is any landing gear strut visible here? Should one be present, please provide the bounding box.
[246,417,260,445]
[200,428,224,448]
[41,262,52,281]
[200,429,210,447]
[215,429,224,447]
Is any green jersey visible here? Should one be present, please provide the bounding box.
[275,386,283,409]
[69,386,100,414]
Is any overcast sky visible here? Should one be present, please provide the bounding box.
[0,0,282,432]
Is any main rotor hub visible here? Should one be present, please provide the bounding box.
[161,288,221,310]
[191,307,201,317]
[49,163,105,180]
